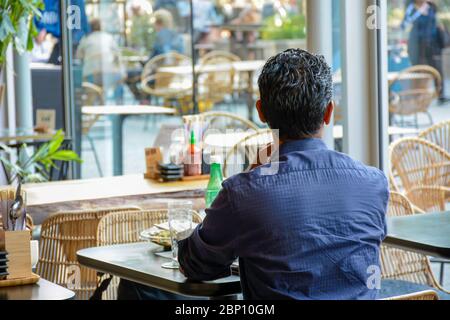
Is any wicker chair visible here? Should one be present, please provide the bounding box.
[35,206,141,300]
[406,185,449,213]
[223,129,273,178]
[141,52,192,104]
[380,192,449,298]
[419,120,450,154]
[195,51,241,113]
[382,290,439,300]
[96,209,203,300]
[389,138,450,192]
[81,82,104,177]
[199,50,246,96]
[389,65,441,128]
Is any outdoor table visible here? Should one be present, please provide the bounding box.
[385,211,450,260]
[0,279,75,300]
[77,242,242,299]
[82,105,176,176]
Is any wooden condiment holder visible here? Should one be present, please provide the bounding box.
[0,230,32,280]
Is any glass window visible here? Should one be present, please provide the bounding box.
[387,0,450,133]
[59,0,350,179]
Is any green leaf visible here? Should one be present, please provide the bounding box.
[47,130,65,155]
[50,150,83,163]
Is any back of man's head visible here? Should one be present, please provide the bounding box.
[258,48,333,140]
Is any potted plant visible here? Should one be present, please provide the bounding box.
[0,130,82,184]
[0,0,44,107]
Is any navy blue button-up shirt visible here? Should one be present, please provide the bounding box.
[178,139,389,300]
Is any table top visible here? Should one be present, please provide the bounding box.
[158,60,265,75]
[204,126,419,148]
[11,174,208,207]
[0,129,57,143]
[82,105,176,116]
[77,242,242,298]
[0,279,75,300]
[385,211,450,259]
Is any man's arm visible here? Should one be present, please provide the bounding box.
[178,187,238,281]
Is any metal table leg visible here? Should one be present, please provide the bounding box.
[112,114,125,176]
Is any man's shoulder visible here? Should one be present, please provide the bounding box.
[222,150,388,190]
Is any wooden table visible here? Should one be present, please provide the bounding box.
[77,242,241,298]
[384,211,450,259]
[16,174,208,225]
[0,279,75,300]
[82,105,176,175]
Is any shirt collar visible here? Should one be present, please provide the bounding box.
[278,138,328,156]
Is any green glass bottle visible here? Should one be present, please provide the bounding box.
[205,155,224,208]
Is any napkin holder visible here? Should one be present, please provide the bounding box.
[0,229,32,280]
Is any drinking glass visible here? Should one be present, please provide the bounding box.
[161,200,195,269]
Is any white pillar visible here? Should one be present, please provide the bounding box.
[13,51,33,129]
[306,0,334,150]
[340,0,385,167]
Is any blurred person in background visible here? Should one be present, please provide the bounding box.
[402,0,449,101]
[125,9,185,103]
[402,0,447,71]
[76,19,126,104]
[192,0,223,44]
[35,0,89,64]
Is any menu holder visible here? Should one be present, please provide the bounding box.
[0,229,34,284]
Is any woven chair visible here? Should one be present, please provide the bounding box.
[389,65,441,129]
[199,50,247,96]
[35,206,141,300]
[223,129,273,178]
[419,120,450,154]
[406,185,449,213]
[194,51,240,113]
[81,82,105,177]
[382,290,439,300]
[141,52,192,104]
[380,192,449,298]
[389,138,450,192]
[96,209,203,300]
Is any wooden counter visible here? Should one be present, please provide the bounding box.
[1,175,208,225]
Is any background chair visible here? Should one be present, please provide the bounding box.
[141,52,192,108]
[223,129,273,178]
[197,51,242,112]
[419,120,450,154]
[80,82,104,177]
[380,192,450,300]
[35,206,140,300]
[389,65,441,129]
[96,209,203,300]
[389,138,450,192]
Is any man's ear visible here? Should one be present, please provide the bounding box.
[256,100,266,123]
[323,101,334,125]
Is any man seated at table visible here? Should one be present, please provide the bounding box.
[118,48,389,300]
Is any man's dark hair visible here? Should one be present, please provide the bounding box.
[258,48,333,139]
